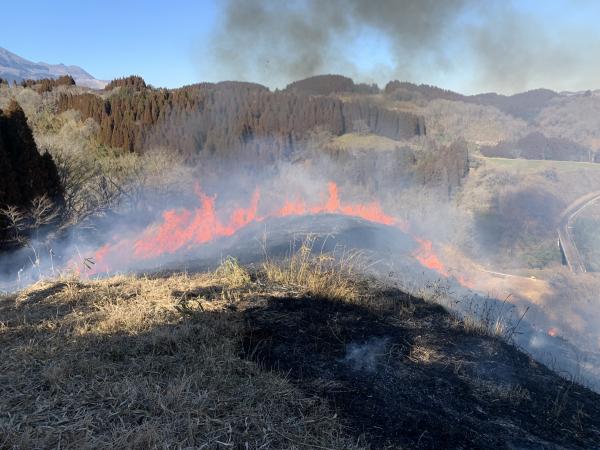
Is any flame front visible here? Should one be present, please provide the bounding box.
[89,181,461,285]
[133,188,261,259]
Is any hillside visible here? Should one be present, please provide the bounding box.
[2,257,600,448]
[56,78,425,158]
[2,74,600,406]
[285,74,379,95]
[383,80,600,159]
[1,72,597,276]
[384,81,559,122]
[481,131,594,162]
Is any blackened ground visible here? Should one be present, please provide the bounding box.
[242,287,600,449]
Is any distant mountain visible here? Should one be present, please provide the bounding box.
[384,80,560,122]
[0,47,106,89]
[284,74,379,95]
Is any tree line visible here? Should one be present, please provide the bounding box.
[57,76,425,160]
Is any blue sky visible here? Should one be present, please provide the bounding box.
[2,0,600,93]
[1,0,218,88]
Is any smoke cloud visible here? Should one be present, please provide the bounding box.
[202,0,600,93]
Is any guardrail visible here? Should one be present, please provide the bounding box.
[557,191,600,273]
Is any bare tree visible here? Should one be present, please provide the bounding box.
[0,205,28,245]
[28,195,60,229]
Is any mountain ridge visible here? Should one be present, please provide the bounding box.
[0,47,106,89]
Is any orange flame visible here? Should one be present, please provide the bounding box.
[128,182,399,261]
[272,182,397,226]
[84,181,467,287]
[411,237,449,277]
[133,188,260,259]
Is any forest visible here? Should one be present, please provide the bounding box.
[56,76,425,159]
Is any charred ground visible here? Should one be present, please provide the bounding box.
[243,288,600,448]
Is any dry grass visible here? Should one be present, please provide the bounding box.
[214,256,252,288]
[458,294,528,342]
[2,251,600,447]
[479,155,600,173]
[328,132,405,152]
[0,263,361,449]
[408,344,441,364]
[263,237,362,301]
[416,280,526,341]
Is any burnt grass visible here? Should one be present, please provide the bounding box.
[242,287,600,449]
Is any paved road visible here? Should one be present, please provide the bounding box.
[557,191,600,273]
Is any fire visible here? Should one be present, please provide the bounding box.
[411,237,449,277]
[133,188,260,259]
[457,275,475,290]
[127,182,398,260]
[548,327,559,337]
[84,181,463,286]
[273,182,397,226]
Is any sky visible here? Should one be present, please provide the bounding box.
[2,0,600,94]
[1,0,218,88]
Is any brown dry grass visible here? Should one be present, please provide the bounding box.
[2,247,575,448]
[0,260,362,449]
[263,237,362,302]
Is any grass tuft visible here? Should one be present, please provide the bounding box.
[263,236,362,301]
[214,256,251,288]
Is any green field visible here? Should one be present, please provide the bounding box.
[477,156,600,173]
[330,133,406,151]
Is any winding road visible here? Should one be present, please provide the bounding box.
[557,191,600,273]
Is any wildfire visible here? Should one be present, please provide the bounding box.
[273,182,398,226]
[133,188,261,259]
[411,237,449,277]
[548,327,559,337]
[85,181,463,286]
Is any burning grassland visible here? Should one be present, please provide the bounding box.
[3,143,600,403]
[67,180,460,294]
[1,255,600,448]
[85,181,404,275]
[4,173,600,396]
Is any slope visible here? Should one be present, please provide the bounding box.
[1,258,599,448]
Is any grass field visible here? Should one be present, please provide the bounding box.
[328,133,407,151]
[477,155,600,173]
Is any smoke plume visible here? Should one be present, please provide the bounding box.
[203,0,600,93]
